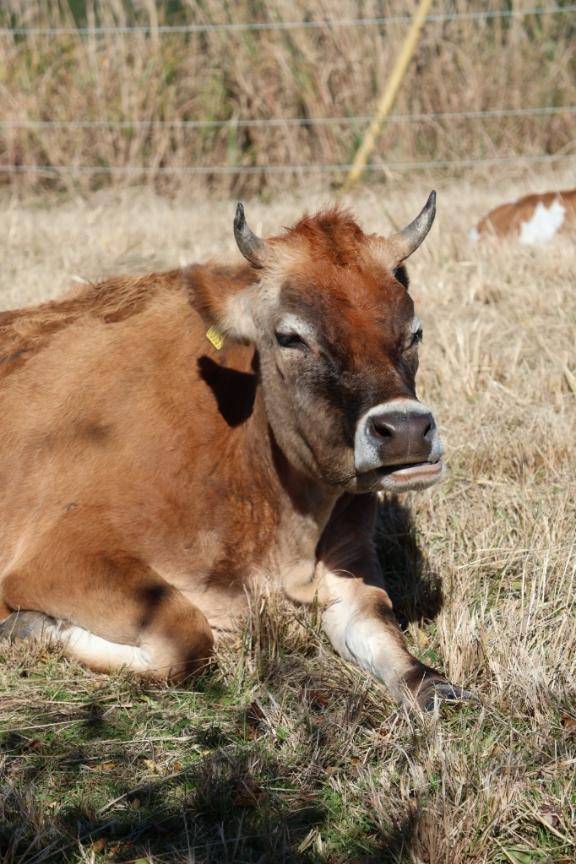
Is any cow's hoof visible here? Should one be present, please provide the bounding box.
[419,680,478,712]
[0,610,56,642]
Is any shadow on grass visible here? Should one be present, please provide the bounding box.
[1,711,422,864]
[376,495,444,629]
[2,747,311,863]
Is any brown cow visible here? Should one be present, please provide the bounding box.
[0,195,472,709]
[470,188,576,243]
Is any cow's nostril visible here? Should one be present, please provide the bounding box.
[370,417,395,440]
[423,422,433,439]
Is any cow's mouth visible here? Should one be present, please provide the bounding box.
[376,459,442,477]
[373,459,445,491]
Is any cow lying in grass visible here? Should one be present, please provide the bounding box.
[0,194,472,709]
[470,188,576,244]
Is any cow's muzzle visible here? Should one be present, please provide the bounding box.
[354,398,444,491]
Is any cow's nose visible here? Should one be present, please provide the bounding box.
[367,410,435,455]
[355,401,440,474]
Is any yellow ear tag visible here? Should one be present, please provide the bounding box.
[206,325,224,351]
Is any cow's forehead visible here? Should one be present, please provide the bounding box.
[277,262,413,332]
[259,207,417,340]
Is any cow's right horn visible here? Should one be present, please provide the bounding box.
[234,202,268,268]
[387,191,437,263]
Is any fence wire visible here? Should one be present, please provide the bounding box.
[1,4,575,36]
[2,105,576,131]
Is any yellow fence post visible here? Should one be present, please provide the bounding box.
[342,0,434,192]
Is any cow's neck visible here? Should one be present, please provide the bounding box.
[241,387,339,580]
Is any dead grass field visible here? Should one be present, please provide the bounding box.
[0,172,575,863]
[2,0,575,198]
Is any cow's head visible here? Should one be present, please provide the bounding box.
[186,196,444,494]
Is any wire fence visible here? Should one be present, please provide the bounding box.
[1,3,575,36]
[1,2,575,187]
[1,105,576,132]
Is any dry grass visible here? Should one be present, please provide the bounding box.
[0,170,575,862]
[1,0,575,195]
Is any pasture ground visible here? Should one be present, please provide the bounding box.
[1,172,575,863]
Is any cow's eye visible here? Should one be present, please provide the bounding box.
[275,331,308,350]
[407,327,423,349]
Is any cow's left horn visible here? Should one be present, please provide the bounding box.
[388,191,437,263]
[234,202,268,268]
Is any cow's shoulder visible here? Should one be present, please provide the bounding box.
[0,270,185,378]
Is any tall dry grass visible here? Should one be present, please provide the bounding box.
[1,0,575,196]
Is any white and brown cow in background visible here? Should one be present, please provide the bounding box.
[470,188,576,244]
[0,194,473,710]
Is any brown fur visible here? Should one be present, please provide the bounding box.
[0,206,463,705]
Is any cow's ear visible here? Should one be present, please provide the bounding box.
[183,263,259,343]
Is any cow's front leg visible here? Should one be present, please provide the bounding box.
[318,494,473,709]
[321,571,470,708]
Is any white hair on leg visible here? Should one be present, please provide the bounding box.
[60,624,153,673]
[321,571,414,699]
